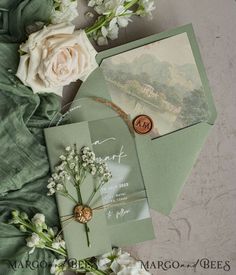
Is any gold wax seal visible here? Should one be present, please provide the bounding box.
[74,205,93,224]
[133,115,153,135]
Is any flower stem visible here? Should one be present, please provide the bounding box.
[59,191,78,204]
[84,224,91,247]
[86,181,104,206]
[85,17,107,35]
[45,246,67,257]
[85,0,139,35]
[17,218,51,244]
[15,217,67,257]
[76,187,83,204]
[124,0,139,10]
[76,187,91,247]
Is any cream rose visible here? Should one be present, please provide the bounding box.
[16,23,98,95]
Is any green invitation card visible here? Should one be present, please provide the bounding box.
[44,116,154,260]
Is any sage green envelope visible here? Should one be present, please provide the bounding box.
[44,116,154,260]
[68,24,217,215]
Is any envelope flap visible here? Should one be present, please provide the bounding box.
[69,97,119,124]
[73,67,111,100]
[135,122,212,215]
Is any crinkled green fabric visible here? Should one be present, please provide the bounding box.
[0,0,53,42]
[0,1,62,274]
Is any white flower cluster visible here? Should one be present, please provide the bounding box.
[137,0,156,18]
[87,0,156,45]
[50,259,68,275]
[31,213,46,226]
[9,210,66,255]
[88,0,133,45]
[92,248,151,275]
[10,211,105,274]
[51,0,79,24]
[26,224,65,254]
[48,171,70,194]
[15,212,64,254]
[51,235,66,250]
[13,212,46,232]
[47,146,74,196]
[26,214,47,252]
[26,233,43,252]
[47,174,67,196]
[47,145,112,196]
[81,146,112,183]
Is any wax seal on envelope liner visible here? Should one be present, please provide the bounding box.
[133,115,153,134]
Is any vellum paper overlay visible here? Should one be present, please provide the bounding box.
[44,116,154,260]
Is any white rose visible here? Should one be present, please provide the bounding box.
[16,23,98,96]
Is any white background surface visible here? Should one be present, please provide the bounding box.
[65,1,236,274]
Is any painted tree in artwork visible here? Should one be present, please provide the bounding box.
[177,89,209,125]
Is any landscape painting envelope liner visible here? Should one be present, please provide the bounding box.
[69,24,217,215]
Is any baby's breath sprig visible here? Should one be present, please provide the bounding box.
[47,145,112,247]
[47,145,112,205]
[80,146,112,204]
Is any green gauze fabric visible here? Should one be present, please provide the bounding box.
[0,0,62,274]
[0,0,53,42]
